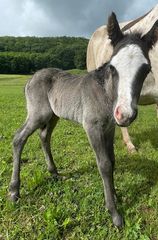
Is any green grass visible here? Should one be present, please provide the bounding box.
[0,72,158,239]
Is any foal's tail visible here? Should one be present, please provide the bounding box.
[24,69,57,120]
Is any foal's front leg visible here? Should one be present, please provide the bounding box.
[84,122,123,227]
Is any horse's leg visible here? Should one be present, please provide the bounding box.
[106,130,117,202]
[9,117,43,201]
[156,104,158,118]
[84,122,123,227]
[120,127,136,153]
[39,115,59,177]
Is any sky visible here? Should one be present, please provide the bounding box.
[0,0,157,38]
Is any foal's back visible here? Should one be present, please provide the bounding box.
[25,68,110,124]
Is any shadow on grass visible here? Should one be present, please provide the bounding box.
[21,131,158,213]
[115,154,158,212]
[25,162,98,200]
[131,125,158,150]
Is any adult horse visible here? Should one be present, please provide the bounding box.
[9,13,158,227]
[87,4,158,152]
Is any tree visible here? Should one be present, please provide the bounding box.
[0,36,89,73]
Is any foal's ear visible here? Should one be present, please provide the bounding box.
[141,20,158,50]
[107,12,124,46]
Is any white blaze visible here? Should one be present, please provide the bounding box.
[111,44,148,122]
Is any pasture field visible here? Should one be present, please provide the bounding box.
[0,72,158,240]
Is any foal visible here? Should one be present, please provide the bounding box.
[87,5,158,152]
[9,13,158,227]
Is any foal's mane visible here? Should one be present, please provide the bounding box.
[114,32,144,48]
[93,62,110,87]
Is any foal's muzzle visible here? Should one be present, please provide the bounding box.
[114,106,138,127]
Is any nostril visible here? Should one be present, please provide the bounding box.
[115,106,122,121]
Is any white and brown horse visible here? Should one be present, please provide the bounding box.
[87,4,158,152]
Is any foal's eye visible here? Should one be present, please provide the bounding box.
[146,64,151,73]
[109,65,116,74]
[143,63,151,74]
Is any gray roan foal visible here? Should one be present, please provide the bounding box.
[9,13,158,227]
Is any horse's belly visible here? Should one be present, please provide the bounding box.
[49,93,83,124]
[139,72,158,105]
[138,95,156,105]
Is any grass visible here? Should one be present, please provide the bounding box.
[0,71,158,239]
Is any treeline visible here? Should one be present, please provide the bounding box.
[0,36,88,74]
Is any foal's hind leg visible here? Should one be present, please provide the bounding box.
[39,115,59,177]
[9,117,42,201]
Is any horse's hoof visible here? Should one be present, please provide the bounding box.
[9,192,20,202]
[125,141,137,154]
[128,146,137,154]
[112,214,124,228]
[53,174,67,181]
[49,172,68,181]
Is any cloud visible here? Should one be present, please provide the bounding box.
[121,0,158,21]
[0,0,157,37]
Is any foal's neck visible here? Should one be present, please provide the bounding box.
[94,63,116,102]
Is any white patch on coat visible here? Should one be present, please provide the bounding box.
[111,44,148,122]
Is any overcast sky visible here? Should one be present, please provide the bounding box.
[0,0,157,38]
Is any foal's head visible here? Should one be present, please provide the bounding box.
[107,12,158,126]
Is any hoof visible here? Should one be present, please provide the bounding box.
[48,172,68,181]
[9,181,20,202]
[127,144,137,153]
[128,147,137,154]
[9,192,20,202]
[52,173,68,181]
[52,172,59,178]
[112,213,124,228]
